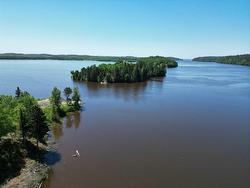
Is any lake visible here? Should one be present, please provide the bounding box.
[0,60,250,188]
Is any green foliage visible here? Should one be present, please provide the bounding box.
[0,87,78,184]
[0,90,49,142]
[71,56,177,83]
[49,87,62,122]
[60,103,75,113]
[27,105,49,143]
[42,106,54,123]
[19,108,25,142]
[0,95,19,137]
[72,87,81,110]
[44,87,81,122]
[0,103,15,137]
[50,87,61,107]
[64,87,72,104]
[193,54,250,66]
[138,56,178,68]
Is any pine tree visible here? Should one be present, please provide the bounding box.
[19,108,26,143]
[72,87,81,110]
[15,87,21,98]
[64,87,72,104]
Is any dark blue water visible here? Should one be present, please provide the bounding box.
[0,60,106,98]
[0,60,250,188]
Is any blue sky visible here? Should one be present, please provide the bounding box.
[0,0,250,58]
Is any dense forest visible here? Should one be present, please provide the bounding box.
[0,87,81,184]
[71,56,177,83]
[193,54,250,66]
[0,53,181,63]
[0,90,49,183]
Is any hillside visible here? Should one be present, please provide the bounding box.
[193,54,250,66]
[0,53,137,62]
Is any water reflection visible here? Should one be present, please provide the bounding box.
[65,115,73,129]
[52,112,82,140]
[65,112,81,130]
[51,124,63,141]
[76,81,164,102]
[2,60,249,187]
[73,111,80,129]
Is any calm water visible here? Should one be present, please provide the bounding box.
[0,60,250,188]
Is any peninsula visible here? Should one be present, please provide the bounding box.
[193,54,250,66]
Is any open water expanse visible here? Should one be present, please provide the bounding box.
[0,59,250,188]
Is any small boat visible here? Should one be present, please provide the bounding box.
[76,150,80,156]
[72,150,80,157]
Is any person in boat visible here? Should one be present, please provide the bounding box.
[72,150,80,157]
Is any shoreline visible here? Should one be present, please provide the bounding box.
[1,96,78,188]
[2,159,50,188]
[1,135,59,188]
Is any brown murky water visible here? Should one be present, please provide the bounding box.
[1,60,250,187]
[46,61,250,188]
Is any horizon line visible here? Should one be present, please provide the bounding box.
[0,52,249,60]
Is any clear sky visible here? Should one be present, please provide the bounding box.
[0,0,250,58]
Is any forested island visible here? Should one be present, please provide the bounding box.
[0,87,81,187]
[193,54,250,66]
[71,56,177,83]
[0,53,181,63]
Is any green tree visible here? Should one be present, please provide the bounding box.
[71,56,176,83]
[51,103,60,122]
[15,86,21,98]
[64,87,72,104]
[0,103,14,137]
[132,65,140,82]
[19,108,26,143]
[16,92,49,143]
[50,87,61,121]
[29,105,48,148]
[50,87,61,108]
[72,87,81,110]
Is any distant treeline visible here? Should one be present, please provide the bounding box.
[71,56,177,83]
[193,54,250,66]
[167,57,183,61]
[0,53,137,62]
[0,53,181,62]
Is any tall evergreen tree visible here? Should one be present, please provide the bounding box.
[50,87,61,121]
[64,87,72,104]
[50,87,61,107]
[15,86,21,98]
[19,108,26,143]
[28,104,49,159]
[72,87,81,110]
